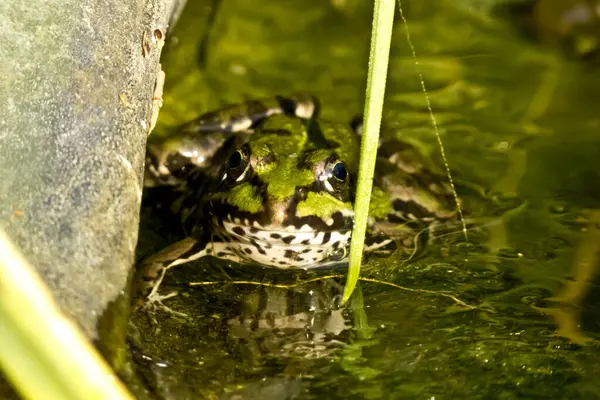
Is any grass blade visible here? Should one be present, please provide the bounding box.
[0,230,134,400]
[342,0,396,303]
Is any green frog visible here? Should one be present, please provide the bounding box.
[136,95,458,304]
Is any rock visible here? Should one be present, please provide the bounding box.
[0,0,186,364]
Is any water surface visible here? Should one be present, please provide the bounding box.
[130,1,600,398]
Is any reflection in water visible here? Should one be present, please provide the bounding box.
[130,276,362,398]
[225,279,350,363]
[537,209,600,344]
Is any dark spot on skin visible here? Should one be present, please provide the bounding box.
[271,233,281,239]
[297,257,304,262]
[317,249,323,253]
[232,226,245,236]
[293,186,309,202]
[228,235,242,243]
[244,248,252,255]
[276,95,301,116]
[326,139,341,149]
[216,252,227,257]
[282,235,295,244]
[322,232,331,244]
[302,249,311,253]
[301,239,310,245]
[249,227,259,234]
[250,239,267,255]
[332,241,340,249]
[295,154,311,170]
[206,249,212,254]
[257,247,266,255]
[284,250,295,259]
[279,261,288,265]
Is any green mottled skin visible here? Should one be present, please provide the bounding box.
[211,183,264,213]
[203,113,360,218]
[368,187,393,220]
[257,157,315,200]
[296,192,353,219]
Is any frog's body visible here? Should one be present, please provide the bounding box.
[137,95,457,303]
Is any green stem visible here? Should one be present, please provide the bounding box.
[342,0,395,303]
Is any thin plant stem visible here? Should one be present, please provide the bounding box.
[342,0,396,303]
[398,1,467,240]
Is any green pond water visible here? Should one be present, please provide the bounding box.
[129,0,600,398]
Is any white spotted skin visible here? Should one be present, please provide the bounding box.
[213,217,351,269]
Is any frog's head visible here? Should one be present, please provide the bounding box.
[206,125,355,269]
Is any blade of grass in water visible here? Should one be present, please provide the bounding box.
[0,230,134,400]
[342,0,396,303]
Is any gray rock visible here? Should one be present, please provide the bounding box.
[0,0,186,362]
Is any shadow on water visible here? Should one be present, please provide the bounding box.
[129,0,600,398]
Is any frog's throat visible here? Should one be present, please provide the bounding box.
[209,216,352,269]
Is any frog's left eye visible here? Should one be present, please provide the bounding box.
[324,159,349,194]
[332,162,348,182]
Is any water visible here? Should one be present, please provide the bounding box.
[130,1,600,398]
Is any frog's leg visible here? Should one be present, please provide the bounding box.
[146,95,319,186]
[364,235,394,253]
[135,236,242,306]
[135,237,205,305]
[364,232,396,255]
[180,94,318,134]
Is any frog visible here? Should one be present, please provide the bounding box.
[135,95,459,306]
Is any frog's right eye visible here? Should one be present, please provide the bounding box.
[226,148,250,182]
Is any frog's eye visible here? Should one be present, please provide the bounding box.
[324,159,349,194]
[226,149,249,182]
[332,162,348,182]
[228,150,243,169]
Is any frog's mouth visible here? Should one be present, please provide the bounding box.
[210,215,352,269]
